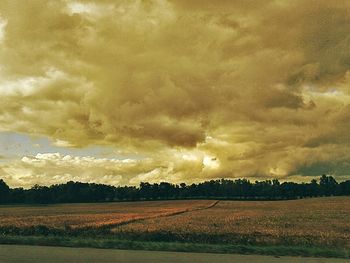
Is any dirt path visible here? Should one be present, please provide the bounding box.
[105,200,220,229]
[0,245,347,263]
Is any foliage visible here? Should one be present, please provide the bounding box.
[0,179,10,203]
[0,175,349,204]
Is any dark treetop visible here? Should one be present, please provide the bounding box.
[0,175,349,204]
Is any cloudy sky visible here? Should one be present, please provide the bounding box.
[1,0,350,188]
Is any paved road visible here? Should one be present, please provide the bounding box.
[0,245,348,263]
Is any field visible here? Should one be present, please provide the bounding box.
[0,200,213,229]
[0,197,349,257]
[116,197,350,248]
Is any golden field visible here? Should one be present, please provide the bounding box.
[0,197,349,248]
[0,200,213,229]
[116,197,350,248]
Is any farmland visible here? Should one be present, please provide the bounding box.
[116,197,350,248]
[0,200,213,229]
[0,197,349,257]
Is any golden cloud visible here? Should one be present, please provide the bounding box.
[1,0,350,186]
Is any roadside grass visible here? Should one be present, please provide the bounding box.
[0,235,348,259]
[0,225,348,249]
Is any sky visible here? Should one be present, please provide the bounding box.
[1,0,350,188]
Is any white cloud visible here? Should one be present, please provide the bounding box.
[53,139,75,148]
[0,17,6,43]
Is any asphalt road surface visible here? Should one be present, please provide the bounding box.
[0,245,348,263]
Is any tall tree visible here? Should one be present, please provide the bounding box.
[0,179,10,203]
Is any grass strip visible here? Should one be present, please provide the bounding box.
[0,235,348,259]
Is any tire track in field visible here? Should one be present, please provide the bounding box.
[98,200,220,230]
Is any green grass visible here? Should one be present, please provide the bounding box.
[0,235,348,259]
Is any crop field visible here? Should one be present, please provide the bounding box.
[0,197,349,250]
[116,197,350,248]
[0,200,214,229]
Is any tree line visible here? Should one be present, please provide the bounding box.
[0,175,349,204]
